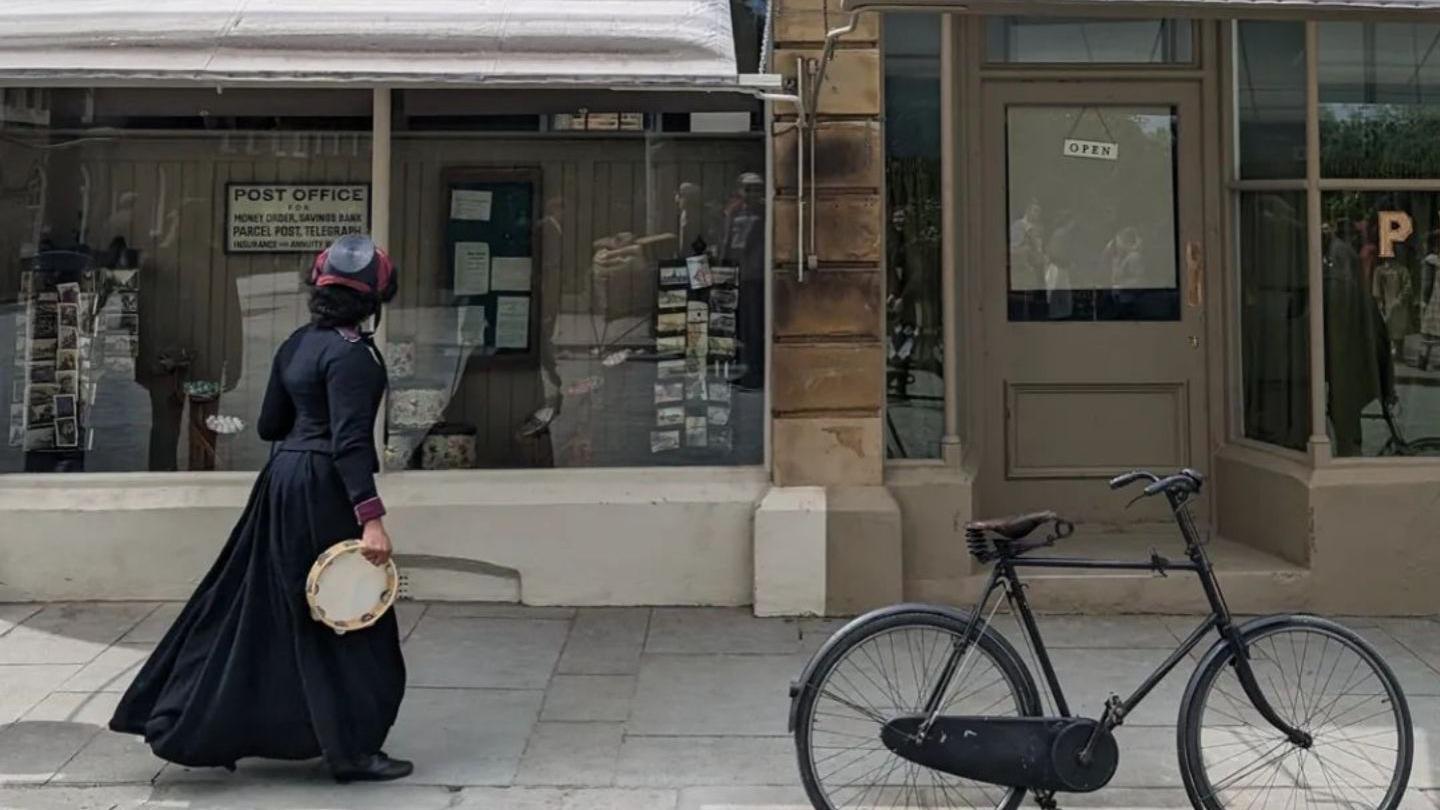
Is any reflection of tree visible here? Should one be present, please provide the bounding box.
[886,156,942,389]
[1321,106,1440,179]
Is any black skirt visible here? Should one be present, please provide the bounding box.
[109,449,406,768]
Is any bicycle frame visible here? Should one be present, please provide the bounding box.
[919,489,1312,750]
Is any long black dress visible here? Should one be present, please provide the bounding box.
[110,323,406,769]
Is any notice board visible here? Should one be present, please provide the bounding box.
[442,168,541,364]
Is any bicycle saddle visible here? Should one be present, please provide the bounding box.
[966,511,1059,541]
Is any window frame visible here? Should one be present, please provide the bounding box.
[1228,19,1440,467]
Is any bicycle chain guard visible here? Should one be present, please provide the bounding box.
[881,715,1119,793]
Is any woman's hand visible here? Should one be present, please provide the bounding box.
[360,519,392,566]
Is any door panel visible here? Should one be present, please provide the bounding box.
[979,82,1208,525]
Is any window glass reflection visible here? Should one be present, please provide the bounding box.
[885,13,944,460]
[1,89,371,473]
[383,98,767,469]
[1240,192,1310,451]
[1322,191,1440,456]
[1320,23,1440,178]
[986,17,1193,64]
[1006,106,1180,322]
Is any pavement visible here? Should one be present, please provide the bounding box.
[0,602,1437,810]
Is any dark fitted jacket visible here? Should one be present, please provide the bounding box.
[258,323,388,524]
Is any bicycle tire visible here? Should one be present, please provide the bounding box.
[1177,615,1413,810]
[793,608,1042,810]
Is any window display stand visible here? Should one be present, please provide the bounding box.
[650,246,740,459]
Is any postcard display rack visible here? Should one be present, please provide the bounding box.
[651,255,739,456]
[8,259,140,458]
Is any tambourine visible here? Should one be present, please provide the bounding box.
[305,540,399,635]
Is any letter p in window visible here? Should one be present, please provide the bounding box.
[1379,211,1413,259]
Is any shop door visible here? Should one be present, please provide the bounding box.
[978,81,1210,525]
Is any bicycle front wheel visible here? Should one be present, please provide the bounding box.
[1178,616,1413,810]
[793,609,1040,810]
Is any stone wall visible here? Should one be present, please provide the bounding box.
[770,0,886,488]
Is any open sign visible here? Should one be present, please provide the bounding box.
[1062,138,1119,161]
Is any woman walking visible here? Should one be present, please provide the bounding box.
[110,234,411,783]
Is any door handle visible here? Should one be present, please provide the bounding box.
[1185,241,1204,308]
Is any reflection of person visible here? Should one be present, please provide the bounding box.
[1371,241,1412,357]
[1420,230,1440,344]
[1105,227,1145,289]
[1323,220,1395,456]
[110,235,412,783]
[721,172,766,389]
[100,189,245,471]
[1044,209,1077,319]
[1008,200,1046,290]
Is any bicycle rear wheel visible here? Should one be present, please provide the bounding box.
[1178,616,1412,810]
[793,609,1040,810]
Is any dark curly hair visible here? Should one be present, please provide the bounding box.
[308,285,378,329]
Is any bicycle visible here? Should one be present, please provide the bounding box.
[788,469,1413,810]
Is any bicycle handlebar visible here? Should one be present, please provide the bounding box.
[1110,468,1205,497]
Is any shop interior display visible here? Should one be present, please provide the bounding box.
[8,243,139,470]
[650,249,739,455]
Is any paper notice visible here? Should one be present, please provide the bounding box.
[451,189,493,221]
[454,242,492,295]
[492,257,533,292]
[495,296,530,349]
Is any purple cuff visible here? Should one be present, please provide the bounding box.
[354,496,386,525]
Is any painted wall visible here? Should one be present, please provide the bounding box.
[0,468,767,605]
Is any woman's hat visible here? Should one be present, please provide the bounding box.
[311,234,397,302]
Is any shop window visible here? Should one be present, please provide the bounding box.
[1005,106,1180,322]
[1236,22,1307,180]
[1320,22,1440,179]
[382,93,766,470]
[1239,192,1310,452]
[1322,191,1440,457]
[1,89,372,473]
[884,13,944,460]
[986,17,1194,64]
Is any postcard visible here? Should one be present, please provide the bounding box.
[650,430,681,453]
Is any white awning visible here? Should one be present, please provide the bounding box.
[0,0,767,90]
[840,0,1440,19]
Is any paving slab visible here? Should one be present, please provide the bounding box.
[541,675,636,722]
[514,722,623,787]
[451,787,679,810]
[1410,695,1440,789]
[1024,615,1183,649]
[1047,647,1190,727]
[57,644,152,694]
[0,666,82,725]
[630,655,802,737]
[678,785,812,810]
[0,608,41,641]
[0,722,102,786]
[0,692,117,785]
[1350,624,1440,698]
[405,617,568,689]
[394,601,427,642]
[646,609,803,656]
[143,781,456,809]
[386,687,543,786]
[0,785,150,810]
[50,730,164,786]
[117,604,180,645]
[155,759,330,786]
[0,604,153,666]
[557,609,650,676]
[616,736,795,788]
[425,604,576,621]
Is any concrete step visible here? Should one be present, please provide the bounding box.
[955,532,1310,615]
